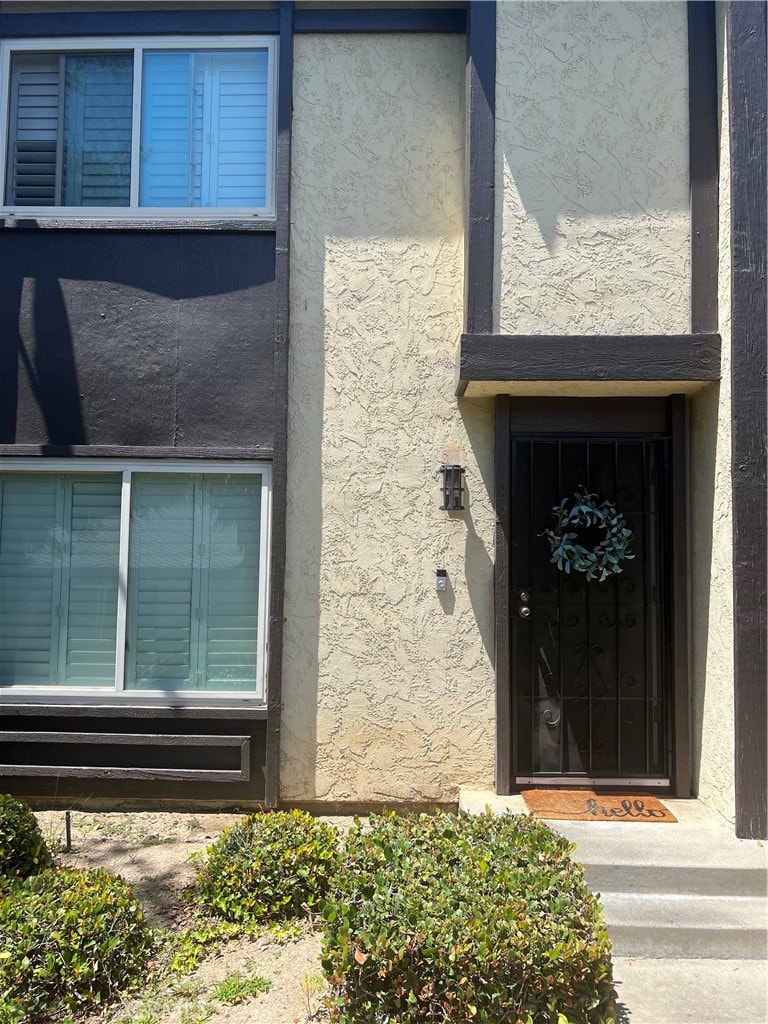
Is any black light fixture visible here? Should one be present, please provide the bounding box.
[438,464,465,511]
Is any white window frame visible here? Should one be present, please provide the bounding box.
[0,459,272,702]
[0,35,278,219]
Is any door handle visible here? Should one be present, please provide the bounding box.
[519,606,531,618]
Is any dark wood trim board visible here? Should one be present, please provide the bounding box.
[459,334,721,385]
[688,1,719,333]
[293,8,466,34]
[0,9,281,36]
[0,7,466,38]
[0,218,277,233]
[494,396,512,793]
[0,445,273,460]
[1,703,268,721]
[264,0,294,809]
[464,0,496,335]
[728,1,767,840]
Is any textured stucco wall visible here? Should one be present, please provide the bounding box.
[689,6,735,824]
[495,1,691,333]
[283,35,496,803]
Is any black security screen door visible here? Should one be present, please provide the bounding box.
[511,436,670,784]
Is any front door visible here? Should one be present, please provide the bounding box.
[510,435,670,785]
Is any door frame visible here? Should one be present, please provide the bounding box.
[494,395,691,797]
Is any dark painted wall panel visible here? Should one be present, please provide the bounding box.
[0,231,276,450]
[0,716,266,805]
[175,233,276,448]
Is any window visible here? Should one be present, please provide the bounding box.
[0,37,277,216]
[0,463,271,698]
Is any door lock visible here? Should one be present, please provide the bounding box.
[519,605,531,618]
[519,590,530,603]
[517,589,531,618]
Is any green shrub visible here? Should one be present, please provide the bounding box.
[0,794,52,883]
[0,867,154,1020]
[322,811,615,1024]
[195,810,340,923]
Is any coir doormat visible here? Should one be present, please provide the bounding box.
[522,788,677,823]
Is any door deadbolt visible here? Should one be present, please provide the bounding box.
[519,590,530,603]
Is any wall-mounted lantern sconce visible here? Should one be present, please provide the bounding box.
[438,464,465,511]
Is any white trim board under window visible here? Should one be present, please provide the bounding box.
[0,460,271,702]
[0,36,278,218]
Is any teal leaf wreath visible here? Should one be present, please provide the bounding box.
[545,486,634,582]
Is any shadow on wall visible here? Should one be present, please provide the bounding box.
[0,231,276,448]
[496,1,689,252]
[689,386,721,799]
[280,242,324,803]
[0,272,87,449]
[493,2,690,337]
[459,398,496,666]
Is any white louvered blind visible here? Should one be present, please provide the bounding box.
[64,478,122,684]
[126,475,196,690]
[125,473,261,692]
[0,475,121,687]
[203,476,261,691]
[6,54,61,206]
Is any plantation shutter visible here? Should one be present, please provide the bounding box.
[203,476,261,691]
[0,474,121,688]
[125,474,261,692]
[140,52,193,207]
[192,51,269,208]
[0,476,60,685]
[126,475,197,689]
[62,54,133,206]
[63,477,122,685]
[6,54,62,206]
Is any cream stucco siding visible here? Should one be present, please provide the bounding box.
[495,1,691,334]
[689,6,735,825]
[283,35,496,803]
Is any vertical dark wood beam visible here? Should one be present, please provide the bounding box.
[467,1,506,791]
[668,395,692,797]
[265,0,294,808]
[728,1,767,840]
[463,0,496,337]
[687,1,719,332]
[494,395,511,793]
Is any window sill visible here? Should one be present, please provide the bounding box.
[0,215,277,232]
[1,700,268,720]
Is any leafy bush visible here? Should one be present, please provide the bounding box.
[195,810,340,923]
[0,867,154,1020]
[0,794,52,883]
[322,811,615,1024]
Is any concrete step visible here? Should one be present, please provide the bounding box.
[601,892,768,959]
[612,957,768,1024]
[458,789,768,964]
[583,861,766,898]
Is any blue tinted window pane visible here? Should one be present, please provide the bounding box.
[140,50,268,209]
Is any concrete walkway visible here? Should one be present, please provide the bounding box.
[459,790,768,1024]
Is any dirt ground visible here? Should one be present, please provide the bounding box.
[33,810,357,1024]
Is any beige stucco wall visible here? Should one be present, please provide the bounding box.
[495,1,691,334]
[689,6,735,825]
[283,35,496,803]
